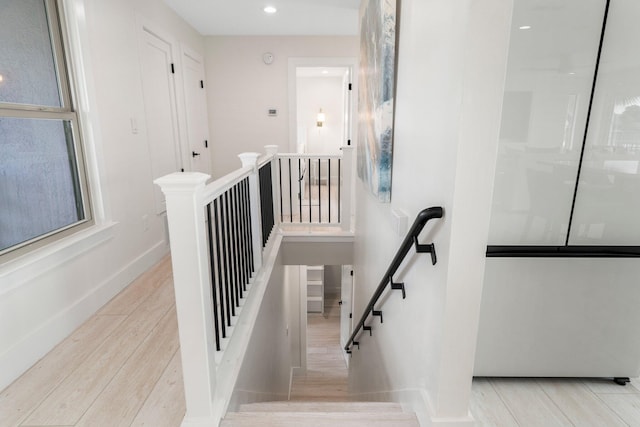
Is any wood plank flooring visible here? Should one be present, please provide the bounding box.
[289,292,350,402]
[471,377,640,426]
[4,257,640,426]
[0,256,185,427]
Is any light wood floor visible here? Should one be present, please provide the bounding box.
[4,257,640,426]
[0,256,186,427]
[289,292,350,401]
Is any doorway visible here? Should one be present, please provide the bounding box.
[295,67,350,155]
[287,57,358,154]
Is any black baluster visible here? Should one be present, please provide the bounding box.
[233,184,243,298]
[226,190,240,307]
[216,197,231,326]
[206,203,221,351]
[279,158,284,222]
[308,158,312,222]
[238,181,248,291]
[298,158,302,223]
[245,178,255,273]
[328,159,331,223]
[222,191,236,315]
[318,158,321,223]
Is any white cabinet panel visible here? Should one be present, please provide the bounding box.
[475,258,640,377]
[488,0,606,245]
[569,0,640,245]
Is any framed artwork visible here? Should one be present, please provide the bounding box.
[357,0,398,203]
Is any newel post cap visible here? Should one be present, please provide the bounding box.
[264,145,279,156]
[154,172,210,194]
[238,152,261,168]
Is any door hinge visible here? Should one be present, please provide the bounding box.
[180,168,184,172]
[350,270,354,276]
[204,140,208,148]
[349,313,352,318]
[170,63,175,74]
[347,139,351,146]
[200,80,204,88]
[348,83,352,91]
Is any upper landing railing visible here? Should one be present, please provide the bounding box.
[154,144,354,424]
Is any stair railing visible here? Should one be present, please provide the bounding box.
[344,206,444,353]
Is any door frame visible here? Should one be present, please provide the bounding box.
[287,57,358,154]
[137,18,184,214]
[179,43,212,175]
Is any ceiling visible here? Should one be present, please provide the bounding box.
[163,0,361,36]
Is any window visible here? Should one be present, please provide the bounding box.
[0,0,92,260]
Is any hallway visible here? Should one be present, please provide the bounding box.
[290,292,349,401]
[3,257,640,426]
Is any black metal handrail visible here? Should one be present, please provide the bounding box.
[344,206,444,353]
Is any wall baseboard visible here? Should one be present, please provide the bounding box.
[0,240,168,390]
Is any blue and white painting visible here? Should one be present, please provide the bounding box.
[357,0,397,203]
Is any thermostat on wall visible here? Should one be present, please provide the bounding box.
[268,109,277,116]
[263,52,274,64]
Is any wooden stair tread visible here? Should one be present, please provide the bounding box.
[221,410,419,426]
[239,401,403,413]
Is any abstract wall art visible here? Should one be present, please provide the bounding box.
[357,0,398,203]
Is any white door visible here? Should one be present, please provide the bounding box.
[139,28,182,214]
[181,47,212,175]
[340,265,354,355]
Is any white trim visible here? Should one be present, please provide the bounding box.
[287,57,359,153]
[0,239,168,390]
[61,0,110,223]
[0,222,117,296]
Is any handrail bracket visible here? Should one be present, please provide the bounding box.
[390,278,406,299]
[372,310,383,323]
[414,236,437,265]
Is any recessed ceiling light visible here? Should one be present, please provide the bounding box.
[264,6,277,14]
[322,70,329,74]
[519,25,531,30]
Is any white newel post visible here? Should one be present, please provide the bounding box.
[264,145,281,225]
[154,172,217,426]
[238,152,263,271]
[341,146,355,232]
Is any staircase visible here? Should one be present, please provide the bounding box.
[220,401,419,426]
[220,292,420,426]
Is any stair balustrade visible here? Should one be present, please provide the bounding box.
[155,145,354,425]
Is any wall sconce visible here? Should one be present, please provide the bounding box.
[316,108,325,127]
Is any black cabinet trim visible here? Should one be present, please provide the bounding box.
[486,245,640,258]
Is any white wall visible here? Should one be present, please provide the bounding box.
[297,76,345,154]
[0,0,205,390]
[348,0,512,425]
[324,265,342,294]
[204,36,358,178]
[227,258,292,409]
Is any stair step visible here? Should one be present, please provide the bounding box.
[239,401,403,413]
[220,411,419,427]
